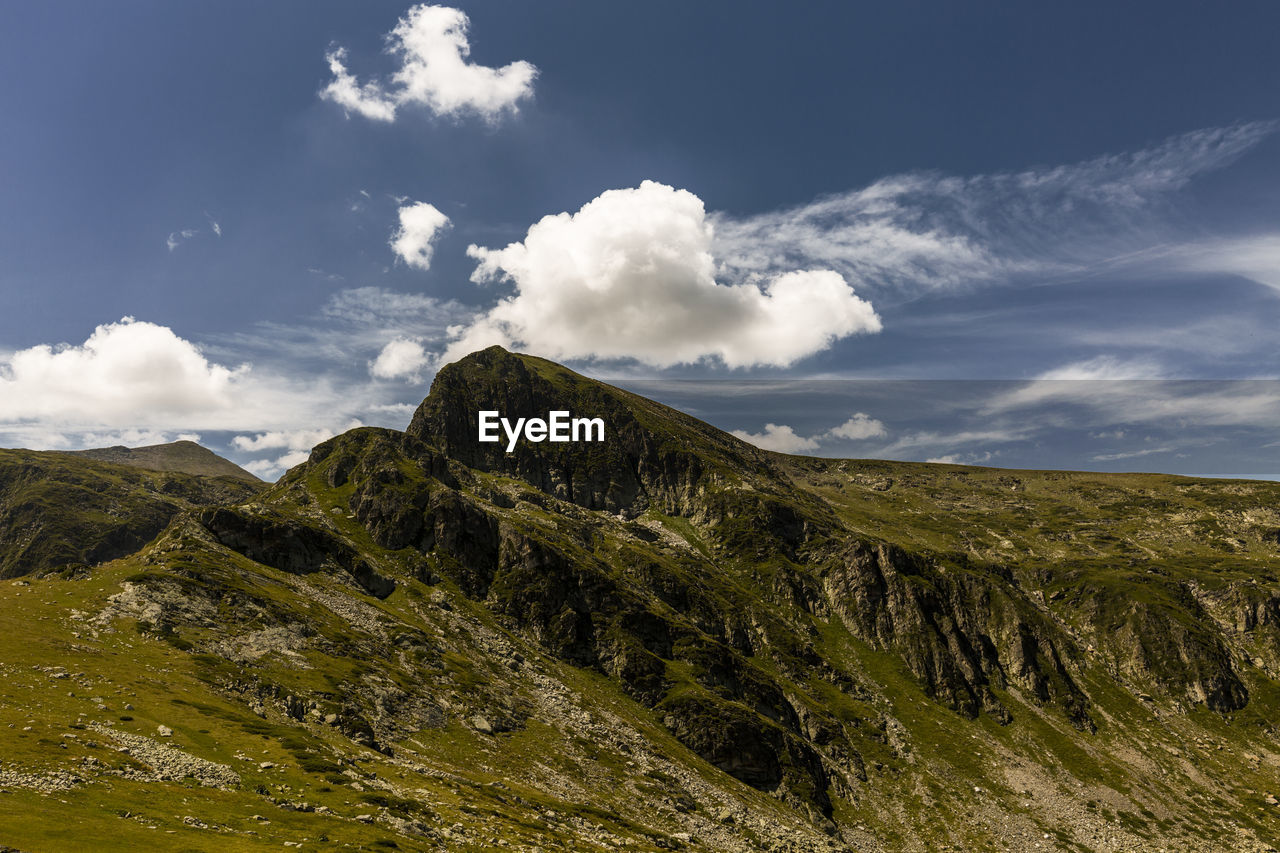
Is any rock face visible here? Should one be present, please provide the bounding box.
[820,541,1092,728]
[407,345,777,517]
[198,505,396,599]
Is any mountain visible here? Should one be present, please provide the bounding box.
[64,440,263,484]
[0,446,262,580]
[2,346,1280,851]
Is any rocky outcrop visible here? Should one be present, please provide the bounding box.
[1069,573,1250,711]
[298,425,855,811]
[198,506,395,599]
[1195,579,1280,674]
[407,346,779,518]
[821,541,1093,728]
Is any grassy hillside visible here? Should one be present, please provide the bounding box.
[65,440,263,484]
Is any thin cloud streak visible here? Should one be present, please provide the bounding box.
[713,122,1279,302]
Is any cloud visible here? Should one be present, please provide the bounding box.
[925,451,995,465]
[321,4,536,123]
[232,424,363,479]
[242,451,311,478]
[0,317,380,453]
[306,267,345,282]
[448,181,881,367]
[1092,445,1177,462]
[729,410,888,455]
[435,124,1276,372]
[826,412,886,440]
[712,122,1278,301]
[1165,235,1280,292]
[0,318,246,423]
[166,228,197,251]
[731,423,820,454]
[75,429,203,450]
[370,337,430,380]
[168,218,222,251]
[319,286,474,329]
[389,201,450,270]
[1034,356,1167,380]
[321,47,398,121]
[231,426,357,454]
[875,427,1031,458]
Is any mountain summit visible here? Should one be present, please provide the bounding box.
[408,345,775,515]
[1,347,1279,851]
[66,439,263,484]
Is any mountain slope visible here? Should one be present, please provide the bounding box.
[0,448,262,580]
[2,347,1280,851]
[65,440,263,484]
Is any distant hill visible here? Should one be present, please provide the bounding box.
[64,439,262,484]
[0,448,261,579]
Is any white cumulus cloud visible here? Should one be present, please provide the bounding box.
[242,451,311,480]
[389,201,450,270]
[232,425,358,454]
[370,337,431,380]
[447,181,880,368]
[731,423,820,454]
[0,317,245,423]
[826,412,887,440]
[731,411,888,455]
[0,317,391,456]
[321,4,536,123]
[322,47,399,121]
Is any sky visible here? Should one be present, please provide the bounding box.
[2,1,1280,478]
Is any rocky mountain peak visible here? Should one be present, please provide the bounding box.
[407,346,773,517]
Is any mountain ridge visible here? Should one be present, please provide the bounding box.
[1,347,1279,850]
[63,439,263,484]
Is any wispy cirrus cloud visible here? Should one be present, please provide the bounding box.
[983,377,1280,429]
[166,228,197,252]
[712,122,1279,301]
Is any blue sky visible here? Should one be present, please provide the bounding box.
[2,2,1280,477]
